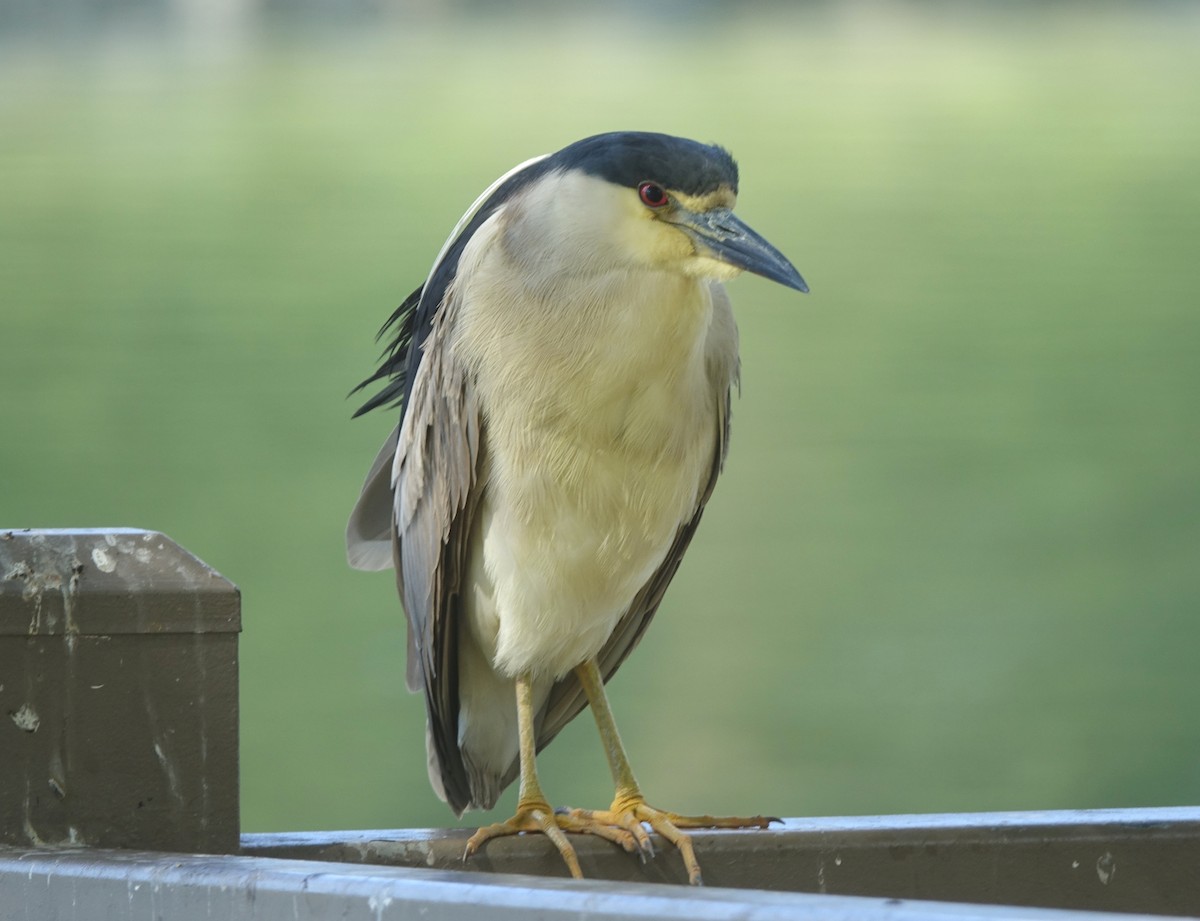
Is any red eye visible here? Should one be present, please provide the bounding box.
[638,181,669,208]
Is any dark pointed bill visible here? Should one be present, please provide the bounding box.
[671,207,808,293]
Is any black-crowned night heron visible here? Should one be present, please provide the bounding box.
[347,131,807,884]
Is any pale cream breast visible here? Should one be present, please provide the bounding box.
[449,210,734,678]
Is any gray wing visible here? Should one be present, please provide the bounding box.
[397,305,484,815]
[346,426,400,573]
[533,382,734,753]
[350,299,483,815]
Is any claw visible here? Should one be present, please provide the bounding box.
[558,806,655,860]
[558,795,769,885]
[466,797,772,885]
[465,801,584,879]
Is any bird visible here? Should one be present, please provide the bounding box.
[346,131,807,885]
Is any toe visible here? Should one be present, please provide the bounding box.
[659,811,776,830]
[636,807,702,885]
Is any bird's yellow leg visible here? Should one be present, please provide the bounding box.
[463,672,638,878]
[565,657,775,886]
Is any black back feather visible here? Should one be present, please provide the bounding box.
[348,285,423,418]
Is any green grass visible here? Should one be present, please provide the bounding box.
[2,5,1199,833]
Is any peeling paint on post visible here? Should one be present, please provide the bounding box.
[0,528,240,854]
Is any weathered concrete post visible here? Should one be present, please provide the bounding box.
[0,528,240,853]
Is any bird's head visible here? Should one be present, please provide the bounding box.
[350,132,806,421]
[522,132,808,293]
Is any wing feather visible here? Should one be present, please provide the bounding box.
[392,297,484,814]
[346,426,400,572]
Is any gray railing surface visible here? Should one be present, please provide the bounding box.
[1,528,1195,920]
[243,807,1200,914]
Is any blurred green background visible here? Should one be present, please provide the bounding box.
[2,2,1198,835]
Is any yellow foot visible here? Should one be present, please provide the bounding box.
[560,795,777,886]
[463,797,642,879]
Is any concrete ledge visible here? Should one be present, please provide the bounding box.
[1,528,240,853]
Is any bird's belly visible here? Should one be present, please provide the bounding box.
[469,387,714,680]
